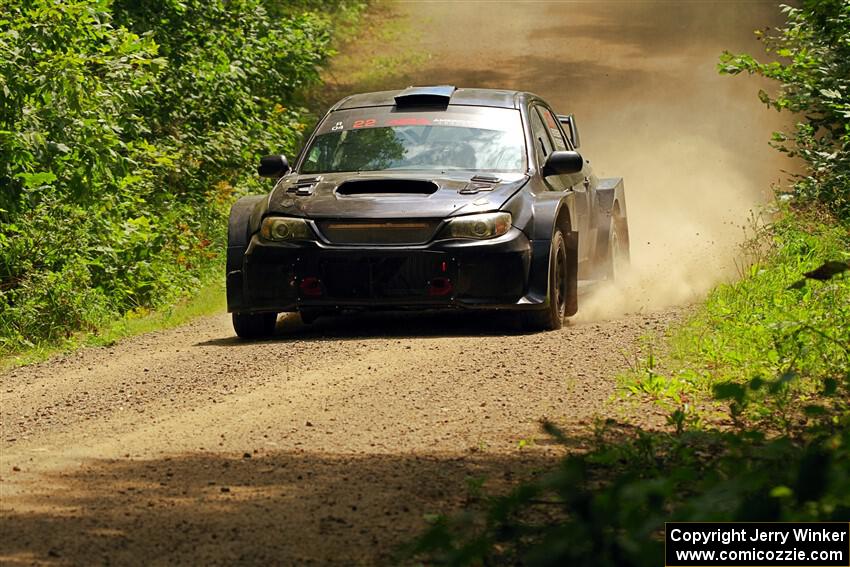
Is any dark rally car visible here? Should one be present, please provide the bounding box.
[226,86,629,338]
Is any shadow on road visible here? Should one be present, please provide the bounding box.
[1,448,561,565]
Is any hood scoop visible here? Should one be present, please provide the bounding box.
[336,179,438,196]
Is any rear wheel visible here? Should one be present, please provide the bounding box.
[232,312,277,339]
[523,230,569,331]
[604,216,630,281]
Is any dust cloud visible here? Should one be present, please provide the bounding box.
[543,2,794,320]
[334,1,793,319]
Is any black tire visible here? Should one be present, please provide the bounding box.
[523,230,570,331]
[603,216,630,281]
[232,312,277,339]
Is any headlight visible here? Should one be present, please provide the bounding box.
[441,212,512,239]
[260,217,314,241]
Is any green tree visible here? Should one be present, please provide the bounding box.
[0,0,340,350]
[720,0,850,218]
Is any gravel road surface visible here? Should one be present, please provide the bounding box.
[1,309,676,565]
[1,1,787,564]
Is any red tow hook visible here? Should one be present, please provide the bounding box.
[428,277,453,297]
[299,276,323,297]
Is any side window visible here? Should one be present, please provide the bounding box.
[529,108,553,168]
[538,107,569,151]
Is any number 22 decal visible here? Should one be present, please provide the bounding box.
[352,119,376,129]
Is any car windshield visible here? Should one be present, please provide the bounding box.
[299,106,526,174]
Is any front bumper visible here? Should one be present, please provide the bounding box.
[227,227,536,313]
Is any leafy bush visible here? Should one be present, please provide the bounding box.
[411,2,850,563]
[0,1,346,351]
[408,213,850,566]
[410,425,850,566]
[720,0,850,217]
[630,212,850,432]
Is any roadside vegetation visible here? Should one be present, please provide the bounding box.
[0,0,364,357]
[411,2,850,564]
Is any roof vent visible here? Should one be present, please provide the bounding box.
[394,85,456,108]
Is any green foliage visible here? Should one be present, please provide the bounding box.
[411,3,850,560]
[679,214,848,432]
[719,1,850,217]
[0,1,351,351]
[622,212,850,432]
[408,213,850,566]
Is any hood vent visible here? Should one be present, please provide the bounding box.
[288,176,322,196]
[460,174,501,194]
[459,183,496,195]
[336,179,438,196]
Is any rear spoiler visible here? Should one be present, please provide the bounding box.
[557,114,581,149]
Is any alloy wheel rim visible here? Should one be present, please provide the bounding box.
[610,223,624,280]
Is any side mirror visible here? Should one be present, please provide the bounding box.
[258,154,290,178]
[557,114,581,149]
[543,151,584,176]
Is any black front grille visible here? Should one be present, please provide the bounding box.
[316,219,441,245]
[320,254,445,299]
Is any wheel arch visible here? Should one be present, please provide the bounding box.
[226,194,268,312]
[596,177,628,223]
[593,178,630,275]
[554,203,572,237]
[523,193,579,311]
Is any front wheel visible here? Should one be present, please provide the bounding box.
[523,230,569,331]
[232,312,277,339]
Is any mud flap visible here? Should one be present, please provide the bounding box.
[565,230,579,316]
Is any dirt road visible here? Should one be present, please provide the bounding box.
[1,309,675,565]
[2,2,787,565]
